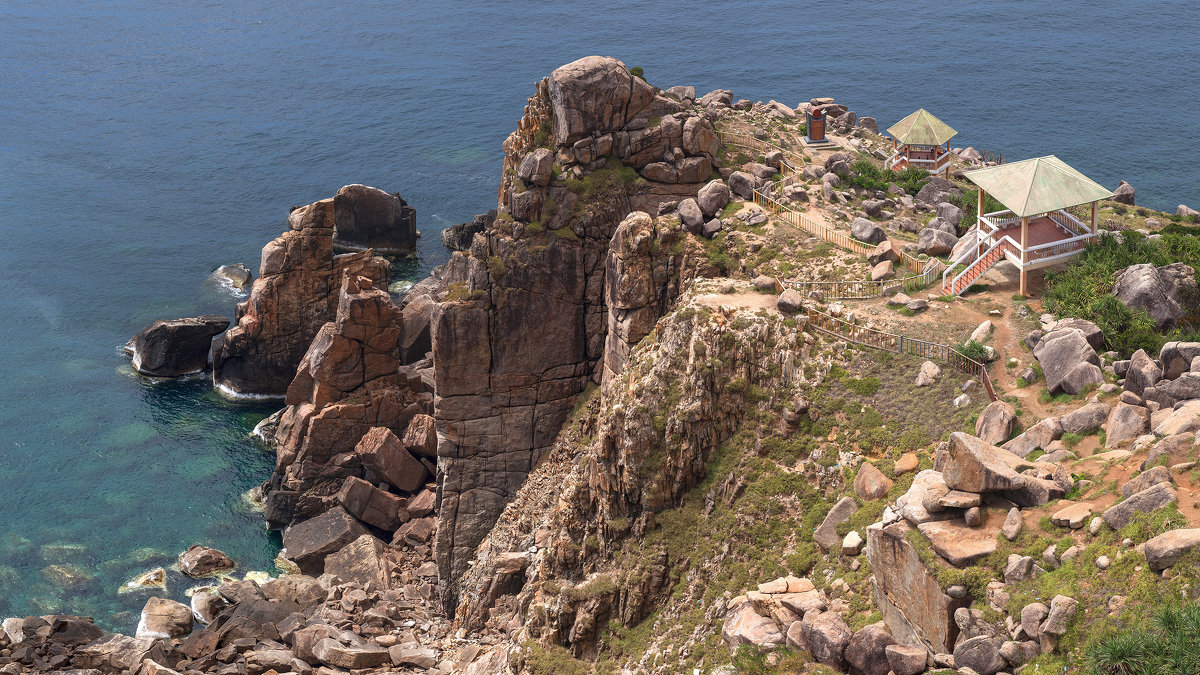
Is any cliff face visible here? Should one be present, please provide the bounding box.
[211,198,390,397]
[431,56,722,601]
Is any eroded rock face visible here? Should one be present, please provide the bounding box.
[435,115,708,599]
[867,522,967,653]
[332,184,417,253]
[265,274,431,528]
[212,198,390,397]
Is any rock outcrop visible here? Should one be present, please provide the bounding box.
[125,316,229,377]
[211,198,390,397]
[433,55,719,601]
[331,184,417,253]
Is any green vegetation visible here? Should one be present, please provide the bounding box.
[844,159,930,197]
[955,338,989,364]
[1043,231,1200,355]
[949,188,1006,234]
[629,66,645,81]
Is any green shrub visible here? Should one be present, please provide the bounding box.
[956,339,989,364]
[629,66,645,81]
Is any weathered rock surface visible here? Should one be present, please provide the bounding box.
[854,463,893,500]
[867,522,967,653]
[136,597,194,639]
[1034,327,1102,395]
[975,400,1016,445]
[443,211,495,251]
[851,218,886,245]
[332,183,417,253]
[212,197,390,396]
[1112,262,1197,330]
[802,611,852,671]
[845,623,896,675]
[815,496,859,550]
[281,506,369,575]
[178,545,235,577]
[1145,528,1200,570]
[722,597,784,648]
[1101,482,1176,530]
[125,316,229,377]
[938,432,1030,494]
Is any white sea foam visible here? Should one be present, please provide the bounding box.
[212,379,285,401]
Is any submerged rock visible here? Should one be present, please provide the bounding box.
[209,263,252,289]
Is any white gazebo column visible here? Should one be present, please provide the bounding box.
[1019,215,1029,296]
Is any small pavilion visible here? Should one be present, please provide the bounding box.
[885,109,957,177]
[948,156,1114,296]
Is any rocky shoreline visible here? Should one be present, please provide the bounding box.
[8,54,1200,675]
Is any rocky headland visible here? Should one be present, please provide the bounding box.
[12,55,1200,675]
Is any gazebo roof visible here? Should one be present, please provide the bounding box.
[964,156,1114,217]
[887,109,957,146]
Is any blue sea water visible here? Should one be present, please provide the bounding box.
[0,0,1197,629]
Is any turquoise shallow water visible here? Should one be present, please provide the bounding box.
[0,0,1197,630]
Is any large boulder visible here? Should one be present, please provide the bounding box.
[802,611,852,671]
[281,506,369,575]
[728,171,758,200]
[517,148,554,188]
[1060,401,1111,435]
[866,522,968,654]
[915,177,961,206]
[954,636,1006,675]
[332,184,417,253]
[845,624,896,675]
[354,427,429,493]
[1101,482,1176,530]
[1112,180,1136,205]
[938,432,1029,493]
[323,533,393,588]
[1112,262,1198,330]
[975,400,1016,445]
[442,211,494,251]
[886,644,928,675]
[210,263,252,289]
[721,597,784,648]
[936,202,964,228]
[136,597,194,639]
[548,56,654,146]
[918,228,958,256]
[696,180,731,217]
[125,316,229,377]
[677,198,705,231]
[815,496,858,550]
[1160,341,1200,379]
[1034,328,1101,395]
[1145,528,1200,570]
[1105,402,1150,448]
[337,476,403,531]
[1124,348,1161,396]
[1002,417,1063,458]
[854,463,894,501]
[1122,465,1173,499]
[851,218,886,245]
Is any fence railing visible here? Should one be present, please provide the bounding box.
[716,130,807,175]
[806,308,997,401]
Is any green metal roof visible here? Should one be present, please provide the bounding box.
[886,109,957,146]
[964,155,1114,217]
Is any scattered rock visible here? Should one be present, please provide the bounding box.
[854,463,894,500]
[136,597,194,639]
[851,218,886,245]
[1145,528,1200,570]
[178,545,235,578]
[815,496,858,550]
[975,400,1016,445]
[802,611,852,671]
[1102,482,1177,530]
[915,360,942,387]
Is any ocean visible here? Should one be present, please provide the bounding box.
[0,0,1197,629]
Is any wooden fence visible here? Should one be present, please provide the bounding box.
[806,308,997,401]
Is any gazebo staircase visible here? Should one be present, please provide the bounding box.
[941,235,1006,296]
